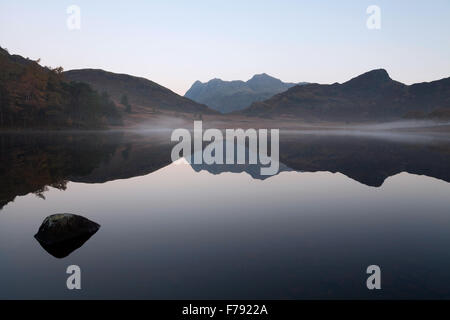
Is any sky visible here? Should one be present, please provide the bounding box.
[1,0,449,95]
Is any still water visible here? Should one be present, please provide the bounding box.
[1,131,450,299]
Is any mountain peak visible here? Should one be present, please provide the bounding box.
[190,80,203,89]
[247,73,285,91]
[345,69,392,86]
[248,73,276,82]
[251,72,269,77]
[362,68,390,79]
[185,73,298,113]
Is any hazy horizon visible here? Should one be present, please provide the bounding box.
[1,0,449,95]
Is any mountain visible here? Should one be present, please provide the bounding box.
[184,73,306,113]
[242,69,450,121]
[0,47,122,129]
[64,69,216,115]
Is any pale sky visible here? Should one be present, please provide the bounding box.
[1,0,449,95]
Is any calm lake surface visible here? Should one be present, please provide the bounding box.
[1,130,450,299]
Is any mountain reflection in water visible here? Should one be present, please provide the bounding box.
[1,131,450,210]
[1,130,450,299]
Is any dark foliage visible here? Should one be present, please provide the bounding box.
[64,69,216,114]
[0,47,122,129]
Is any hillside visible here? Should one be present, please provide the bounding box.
[242,69,450,121]
[64,69,216,115]
[0,47,121,129]
[185,73,306,113]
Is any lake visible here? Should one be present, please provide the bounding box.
[1,130,450,299]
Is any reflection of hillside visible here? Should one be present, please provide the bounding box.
[279,134,450,187]
[0,133,122,209]
[185,134,450,186]
[0,133,175,210]
[1,132,450,210]
[70,137,173,183]
[188,143,292,180]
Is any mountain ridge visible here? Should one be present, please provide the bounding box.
[242,69,450,121]
[185,73,307,113]
[64,69,217,115]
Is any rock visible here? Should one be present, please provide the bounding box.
[34,213,100,258]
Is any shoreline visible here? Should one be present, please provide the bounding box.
[1,112,450,134]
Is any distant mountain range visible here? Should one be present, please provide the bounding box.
[2,47,449,127]
[185,73,307,113]
[242,69,450,121]
[64,69,216,115]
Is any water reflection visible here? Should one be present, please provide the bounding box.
[1,131,450,210]
[1,131,450,299]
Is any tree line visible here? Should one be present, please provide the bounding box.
[0,47,122,129]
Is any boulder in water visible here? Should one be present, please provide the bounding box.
[34,213,100,258]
